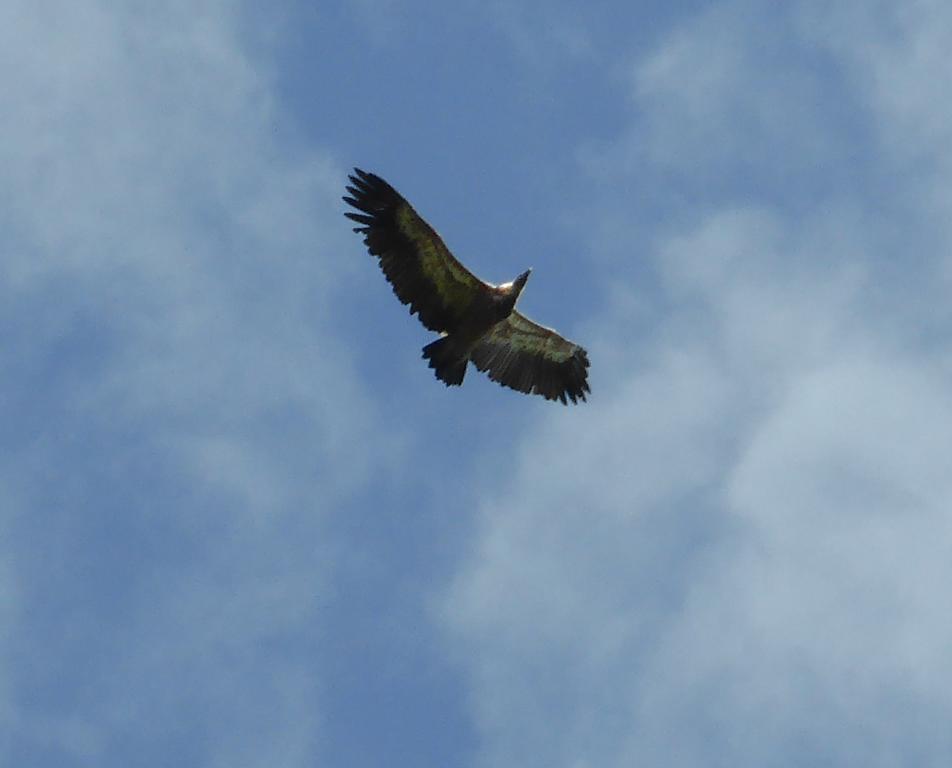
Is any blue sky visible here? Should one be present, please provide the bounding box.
[5,1,952,766]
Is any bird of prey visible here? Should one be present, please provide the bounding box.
[343,168,590,404]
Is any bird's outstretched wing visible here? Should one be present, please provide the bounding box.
[470,311,590,404]
[343,168,489,333]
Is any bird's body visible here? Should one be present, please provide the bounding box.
[420,269,531,385]
[343,168,590,404]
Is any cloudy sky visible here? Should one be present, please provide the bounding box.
[5,1,952,765]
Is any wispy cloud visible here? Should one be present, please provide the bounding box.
[442,3,952,766]
[1,1,390,763]
[485,0,594,67]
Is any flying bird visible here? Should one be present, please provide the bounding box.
[343,168,590,404]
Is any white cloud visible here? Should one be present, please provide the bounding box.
[616,3,838,181]
[0,0,389,763]
[485,0,594,68]
[799,1,952,165]
[442,3,952,766]
[798,1,952,288]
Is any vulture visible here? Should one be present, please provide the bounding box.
[343,168,590,404]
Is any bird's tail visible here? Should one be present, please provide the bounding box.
[422,336,468,386]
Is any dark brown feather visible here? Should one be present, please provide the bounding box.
[470,311,590,404]
[343,168,490,333]
[345,168,591,404]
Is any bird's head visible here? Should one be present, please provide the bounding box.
[514,268,532,293]
[497,269,531,296]
[495,269,532,316]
